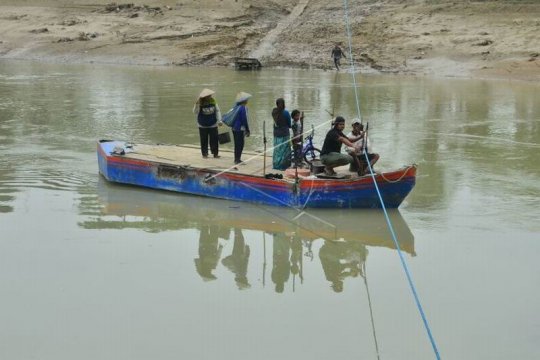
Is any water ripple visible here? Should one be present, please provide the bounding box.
[0,168,92,192]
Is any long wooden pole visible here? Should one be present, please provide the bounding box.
[263,120,267,176]
[363,122,370,174]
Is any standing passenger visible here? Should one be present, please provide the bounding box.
[231,92,251,165]
[291,109,304,167]
[193,88,222,158]
[271,98,292,170]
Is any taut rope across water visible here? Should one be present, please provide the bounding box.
[342,0,441,358]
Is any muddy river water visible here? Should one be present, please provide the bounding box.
[0,60,539,359]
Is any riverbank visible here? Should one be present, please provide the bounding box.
[1,0,539,81]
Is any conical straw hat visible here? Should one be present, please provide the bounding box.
[235,91,252,103]
[198,88,215,98]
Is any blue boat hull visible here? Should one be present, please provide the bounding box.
[97,140,416,209]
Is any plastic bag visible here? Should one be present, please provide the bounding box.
[222,105,241,127]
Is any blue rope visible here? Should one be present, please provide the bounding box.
[342,1,441,358]
[364,156,441,360]
[342,0,362,122]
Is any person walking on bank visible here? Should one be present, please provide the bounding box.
[193,88,222,158]
[271,98,292,170]
[231,92,252,165]
[331,43,346,71]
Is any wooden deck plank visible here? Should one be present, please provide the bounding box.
[125,143,277,177]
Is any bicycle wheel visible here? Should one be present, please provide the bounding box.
[303,148,321,165]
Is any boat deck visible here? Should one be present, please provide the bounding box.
[122,143,359,180]
[125,143,283,177]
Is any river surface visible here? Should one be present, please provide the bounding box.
[0,60,539,360]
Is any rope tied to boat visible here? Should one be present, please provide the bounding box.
[342,0,441,358]
[379,164,417,183]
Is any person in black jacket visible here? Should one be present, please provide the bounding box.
[320,116,362,176]
[331,44,347,71]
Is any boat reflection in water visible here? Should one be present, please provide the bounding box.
[81,178,415,293]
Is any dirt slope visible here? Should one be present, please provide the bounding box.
[0,0,538,80]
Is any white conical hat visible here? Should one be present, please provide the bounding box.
[198,88,215,98]
[235,91,252,103]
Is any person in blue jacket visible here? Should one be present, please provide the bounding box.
[231,92,252,164]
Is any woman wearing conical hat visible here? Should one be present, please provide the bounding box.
[230,92,252,165]
[193,88,222,158]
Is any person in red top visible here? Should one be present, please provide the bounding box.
[320,116,362,176]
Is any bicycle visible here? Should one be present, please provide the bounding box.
[292,124,320,166]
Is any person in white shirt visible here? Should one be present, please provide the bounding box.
[346,120,380,175]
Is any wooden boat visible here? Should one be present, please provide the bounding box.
[234,57,262,70]
[97,140,416,209]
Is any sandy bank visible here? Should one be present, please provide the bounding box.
[0,0,539,81]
